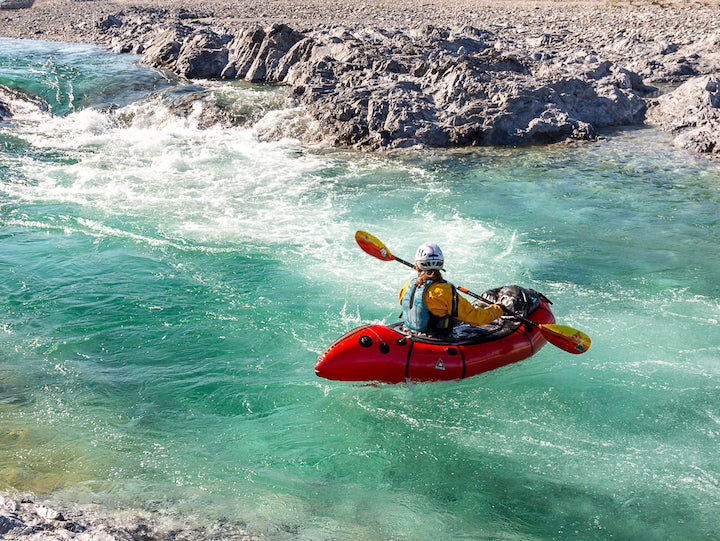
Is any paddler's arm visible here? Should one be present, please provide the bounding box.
[425,282,504,327]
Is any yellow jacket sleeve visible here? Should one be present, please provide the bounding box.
[424,282,504,327]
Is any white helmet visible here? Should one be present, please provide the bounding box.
[415,242,444,270]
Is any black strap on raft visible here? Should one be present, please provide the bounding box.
[404,340,415,379]
[451,285,459,318]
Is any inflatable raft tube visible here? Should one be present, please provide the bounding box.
[315,286,555,384]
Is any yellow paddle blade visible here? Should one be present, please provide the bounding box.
[355,230,395,261]
[540,324,592,354]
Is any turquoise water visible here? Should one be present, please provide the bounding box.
[1,38,719,540]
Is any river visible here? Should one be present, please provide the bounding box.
[1,38,719,540]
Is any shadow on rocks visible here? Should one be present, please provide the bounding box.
[0,0,35,9]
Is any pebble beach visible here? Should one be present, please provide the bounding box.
[0,0,717,41]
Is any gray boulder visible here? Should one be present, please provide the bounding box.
[142,25,193,72]
[222,24,304,82]
[646,74,720,154]
[175,30,231,79]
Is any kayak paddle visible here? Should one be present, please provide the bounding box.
[355,230,591,354]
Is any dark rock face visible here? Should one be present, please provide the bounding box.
[176,31,231,79]
[0,99,10,121]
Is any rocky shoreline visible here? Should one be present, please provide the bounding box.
[0,493,263,540]
[1,1,720,152]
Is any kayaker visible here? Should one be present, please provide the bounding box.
[399,242,505,338]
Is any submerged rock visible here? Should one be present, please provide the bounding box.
[646,74,720,154]
[0,99,10,121]
[0,84,50,120]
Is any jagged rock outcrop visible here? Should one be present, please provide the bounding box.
[9,3,719,153]
[141,25,194,71]
[646,74,720,154]
[223,24,305,81]
[137,22,650,149]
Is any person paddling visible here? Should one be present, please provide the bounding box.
[399,242,505,338]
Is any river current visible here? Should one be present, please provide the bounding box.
[1,38,719,540]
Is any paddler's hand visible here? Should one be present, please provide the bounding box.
[486,303,504,320]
